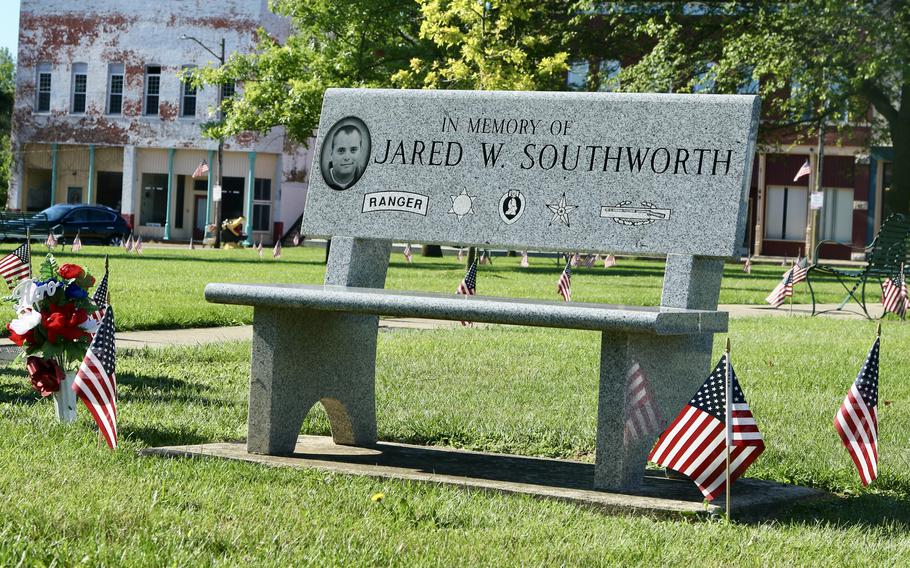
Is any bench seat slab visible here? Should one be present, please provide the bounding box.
[206,283,728,335]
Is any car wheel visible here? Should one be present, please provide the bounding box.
[108,235,122,246]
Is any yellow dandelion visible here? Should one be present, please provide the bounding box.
[371,492,385,502]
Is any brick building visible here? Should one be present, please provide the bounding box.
[10,0,313,244]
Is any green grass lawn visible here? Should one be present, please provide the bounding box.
[1,317,908,565]
[0,244,868,331]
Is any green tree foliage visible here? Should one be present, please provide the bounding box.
[391,0,570,91]
[578,1,910,215]
[0,47,15,208]
[189,0,430,143]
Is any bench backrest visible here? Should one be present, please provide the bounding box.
[865,213,909,274]
[303,88,760,310]
[303,89,759,258]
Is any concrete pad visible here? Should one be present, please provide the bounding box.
[142,435,824,519]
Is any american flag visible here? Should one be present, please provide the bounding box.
[570,253,580,267]
[765,268,793,307]
[520,251,529,268]
[90,258,109,324]
[557,261,571,302]
[71,233,83,252]
[403,244,413,263]
[743,257,751,274]
[456,248,464,262]
[583,254,596,268]
[46,232,57,248]
[273,239,282,259]
[188,238,195,250]
[456,259,477,326]
[457,259,477,296]
[292,232,301,246]
[0,242,31,289]
[256,239,263,259]
[623,363,662,445]
[793,159,811,182]
[192,160,210,179]
[791,257,809,285]
[604,254,617,268]
[123,234,133,251]
[648,354,764,501]
[881,266,908,318]
[72,307,118,449]
[134,235,142,254]
[835,337,879,485]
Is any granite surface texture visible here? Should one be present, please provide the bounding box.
[303,88,760,257]
[143,436,826,519]
[205,283,728,335]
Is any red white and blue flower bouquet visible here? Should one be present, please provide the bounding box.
[5,254,103,422]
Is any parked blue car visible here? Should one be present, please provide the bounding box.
[42,204,132,245]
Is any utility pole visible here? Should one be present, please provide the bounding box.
[181,35,226,248]
[804,122,826,262]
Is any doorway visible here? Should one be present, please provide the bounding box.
[193,195,207,240]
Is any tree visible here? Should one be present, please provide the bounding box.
[578,1,910,216]
[0,47,14,208]
[190,0,431,143]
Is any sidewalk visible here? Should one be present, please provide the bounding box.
[0,304,876,358]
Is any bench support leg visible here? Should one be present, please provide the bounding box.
[594,332,715,492]
[247,307,380,454]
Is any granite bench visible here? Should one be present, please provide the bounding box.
[205,88,759,492]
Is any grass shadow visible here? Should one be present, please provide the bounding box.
[126,425,217,447]
[756,493,910,529]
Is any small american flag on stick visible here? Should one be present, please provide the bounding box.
[403,244,413,263]
[765,268,793,307]
[793,159,811,182]
[71,233,83,252]
[648,353,764,501]
[557,261,571,302]
[273,239,282,259]
[835,336,880,485]
[72,307,118,449]
[604,254,616,268]
[881,265,908,319]
[0,242,31,289]
[791,257,809,285]
[520,251,529,268]
[456,259,477,326]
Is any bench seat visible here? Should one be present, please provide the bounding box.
[205,283,728,335]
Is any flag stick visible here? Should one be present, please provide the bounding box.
[877,322,881,338]
[725,336,732,522]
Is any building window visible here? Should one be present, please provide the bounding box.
[144,65,161,116]
[181,66,197,117]
[764,185,807,241]
[140,173,168,225]
[220,81,236,100]
[71,63,87,114]
[107,63,124,115]
[818,187,854,244]
[566,60,620,92]
[252,178,271,231]
[36,63,52,112]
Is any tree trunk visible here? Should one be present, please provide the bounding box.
[886,118,910,218]
[421,244,443,257]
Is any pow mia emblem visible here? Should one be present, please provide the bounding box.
[499,189,525,225]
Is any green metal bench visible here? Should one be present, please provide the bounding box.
[806,213,910,319]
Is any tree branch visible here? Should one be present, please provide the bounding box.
[861,80,899,124]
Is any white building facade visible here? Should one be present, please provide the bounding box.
[10,0,313,244]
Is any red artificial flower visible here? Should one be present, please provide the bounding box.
[41,302,90,343]
[26,356,64,397]
[58,264,85,280]
[6,323,37,347]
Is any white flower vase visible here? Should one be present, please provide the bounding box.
[53,370,78,423]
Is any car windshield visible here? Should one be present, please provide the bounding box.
[39,205,74,222]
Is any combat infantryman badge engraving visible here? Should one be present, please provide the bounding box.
[546,193,577,227]
[499,190,525,225]
[600,201,672,226]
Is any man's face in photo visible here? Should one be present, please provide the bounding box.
[331,129,362,175]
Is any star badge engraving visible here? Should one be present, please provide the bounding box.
[448,188,477,220]
[546,193,578,227]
